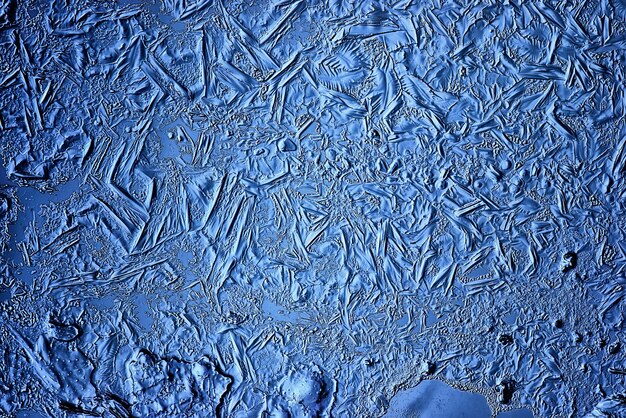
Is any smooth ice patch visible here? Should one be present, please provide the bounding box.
[496,408,534,418]
[383,380,492,418]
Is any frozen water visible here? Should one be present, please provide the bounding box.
[383,380,491,418]
[0,0,625,416]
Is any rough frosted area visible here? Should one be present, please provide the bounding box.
[1,0,625,417]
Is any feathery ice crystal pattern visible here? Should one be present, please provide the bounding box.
[1,0,626,417]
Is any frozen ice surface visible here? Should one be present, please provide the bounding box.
[0,0,626,417]
[382,379,491,417]
[496,408,534,418]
